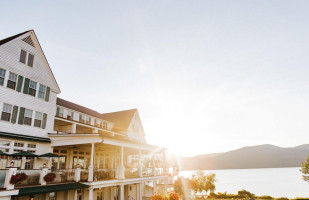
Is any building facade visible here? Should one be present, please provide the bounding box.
[0,30,168,200]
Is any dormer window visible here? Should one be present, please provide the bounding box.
[19,50,27,64]
[7,72,17,90]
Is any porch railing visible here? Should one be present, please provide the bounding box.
[52,169,76,183]
[142,168,153,177]
[80,168,89,182]
[14,169,40,187]
[93,168,115,181]
[125,168,139,178]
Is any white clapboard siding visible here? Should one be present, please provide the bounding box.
[0,31,59,138]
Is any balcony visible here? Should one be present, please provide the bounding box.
[0,167,88,191]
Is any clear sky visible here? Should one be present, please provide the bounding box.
[1,0,309,156]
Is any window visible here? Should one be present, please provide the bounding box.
[7,72,17,90]
[1,103,12,122]
[27,53,34,67]
[14,142,24,148]
[34,111,42,127]
[103,121,107,129]
[28,80,37,97]
[27,143,36,148]
[38,84,46,99]
[85,116,90,124]
[95,119,101,127]
[24,109,33,126]
[19,49,27,64]
[25,157,34,169]
[0,68,6,86]
[79,114,85,123]
[66,110,73,120]
[0,140,10,146]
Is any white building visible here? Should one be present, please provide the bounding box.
[0,30,168,200]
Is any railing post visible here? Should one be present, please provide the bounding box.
[39,167,49,185]
[4,167,17,190]
[75,167,81,182]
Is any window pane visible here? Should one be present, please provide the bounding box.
[27,54,34,67]
[19,50,27,64]
[0,68,6,78]
[38,84,46,99]
[8,72,17,81]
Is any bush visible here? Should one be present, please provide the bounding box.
[169,192,180,200]
[43,172,56,182]
[10,172,28,184]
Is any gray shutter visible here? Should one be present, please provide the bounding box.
[16,75,24,92]
[42,113,47,129]
[45,87,50,102]
[23,78,30,94]
[18,107,25,125]
[11,106,18,124]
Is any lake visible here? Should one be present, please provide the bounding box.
[179,167,309,198]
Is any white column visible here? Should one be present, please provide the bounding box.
[139,182,143,200]
[89,186,94,200]
[39,167,49,185]
[119,185,124,200]
[75,167,81,182]
[153,181,157,195]
[4,167,17,190]
[152,157,156,176]
[72,123,77,134]
[118,147,125,179]
[138,150,142,178]
[20,157,26,169]
[88,143,94,182]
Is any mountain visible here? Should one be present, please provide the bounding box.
[176,144,309,170]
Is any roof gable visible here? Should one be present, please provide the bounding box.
[101,109,137,132]
[0,30,60,93]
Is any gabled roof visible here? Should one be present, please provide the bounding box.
[101,109,137,131]
[0,30,61,93]
[0,30,32,46]
[57,97,103,119]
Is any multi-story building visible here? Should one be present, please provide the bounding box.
[0,30,168,200]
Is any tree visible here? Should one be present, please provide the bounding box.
[173,177,191,200]
[300,155,309,182]
[190,170,217,196]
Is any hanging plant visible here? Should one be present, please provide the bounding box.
[43,172,56,182]
[10,172,28,184]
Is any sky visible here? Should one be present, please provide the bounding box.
[1,0,309,156]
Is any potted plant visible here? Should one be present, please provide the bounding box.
[43,172,56,183]
[10,172,28,185]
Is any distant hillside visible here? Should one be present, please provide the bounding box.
[177,144,309,170]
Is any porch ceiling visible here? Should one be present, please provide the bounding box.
[49,134,103,146]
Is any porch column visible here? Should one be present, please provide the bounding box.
[89,186,94,200]
[88,143,94,182]
[139,182,143,200]
[118,147,125,179]
[163,150,167,175]
[20,157,26,169]
[72,123,77,134]
[4,167,17,190]
[153,180,157,194]
[120,185,124,200]
[152,157,156,176]
[138,150,143,177]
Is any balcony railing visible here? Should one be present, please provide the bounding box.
[142,168,153,177]
[80,168,89,182]
[125,168,139,178]
[52,169,75,183]
[155,168,164,176]
[94,169,115,181]
[14,169,40,187]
